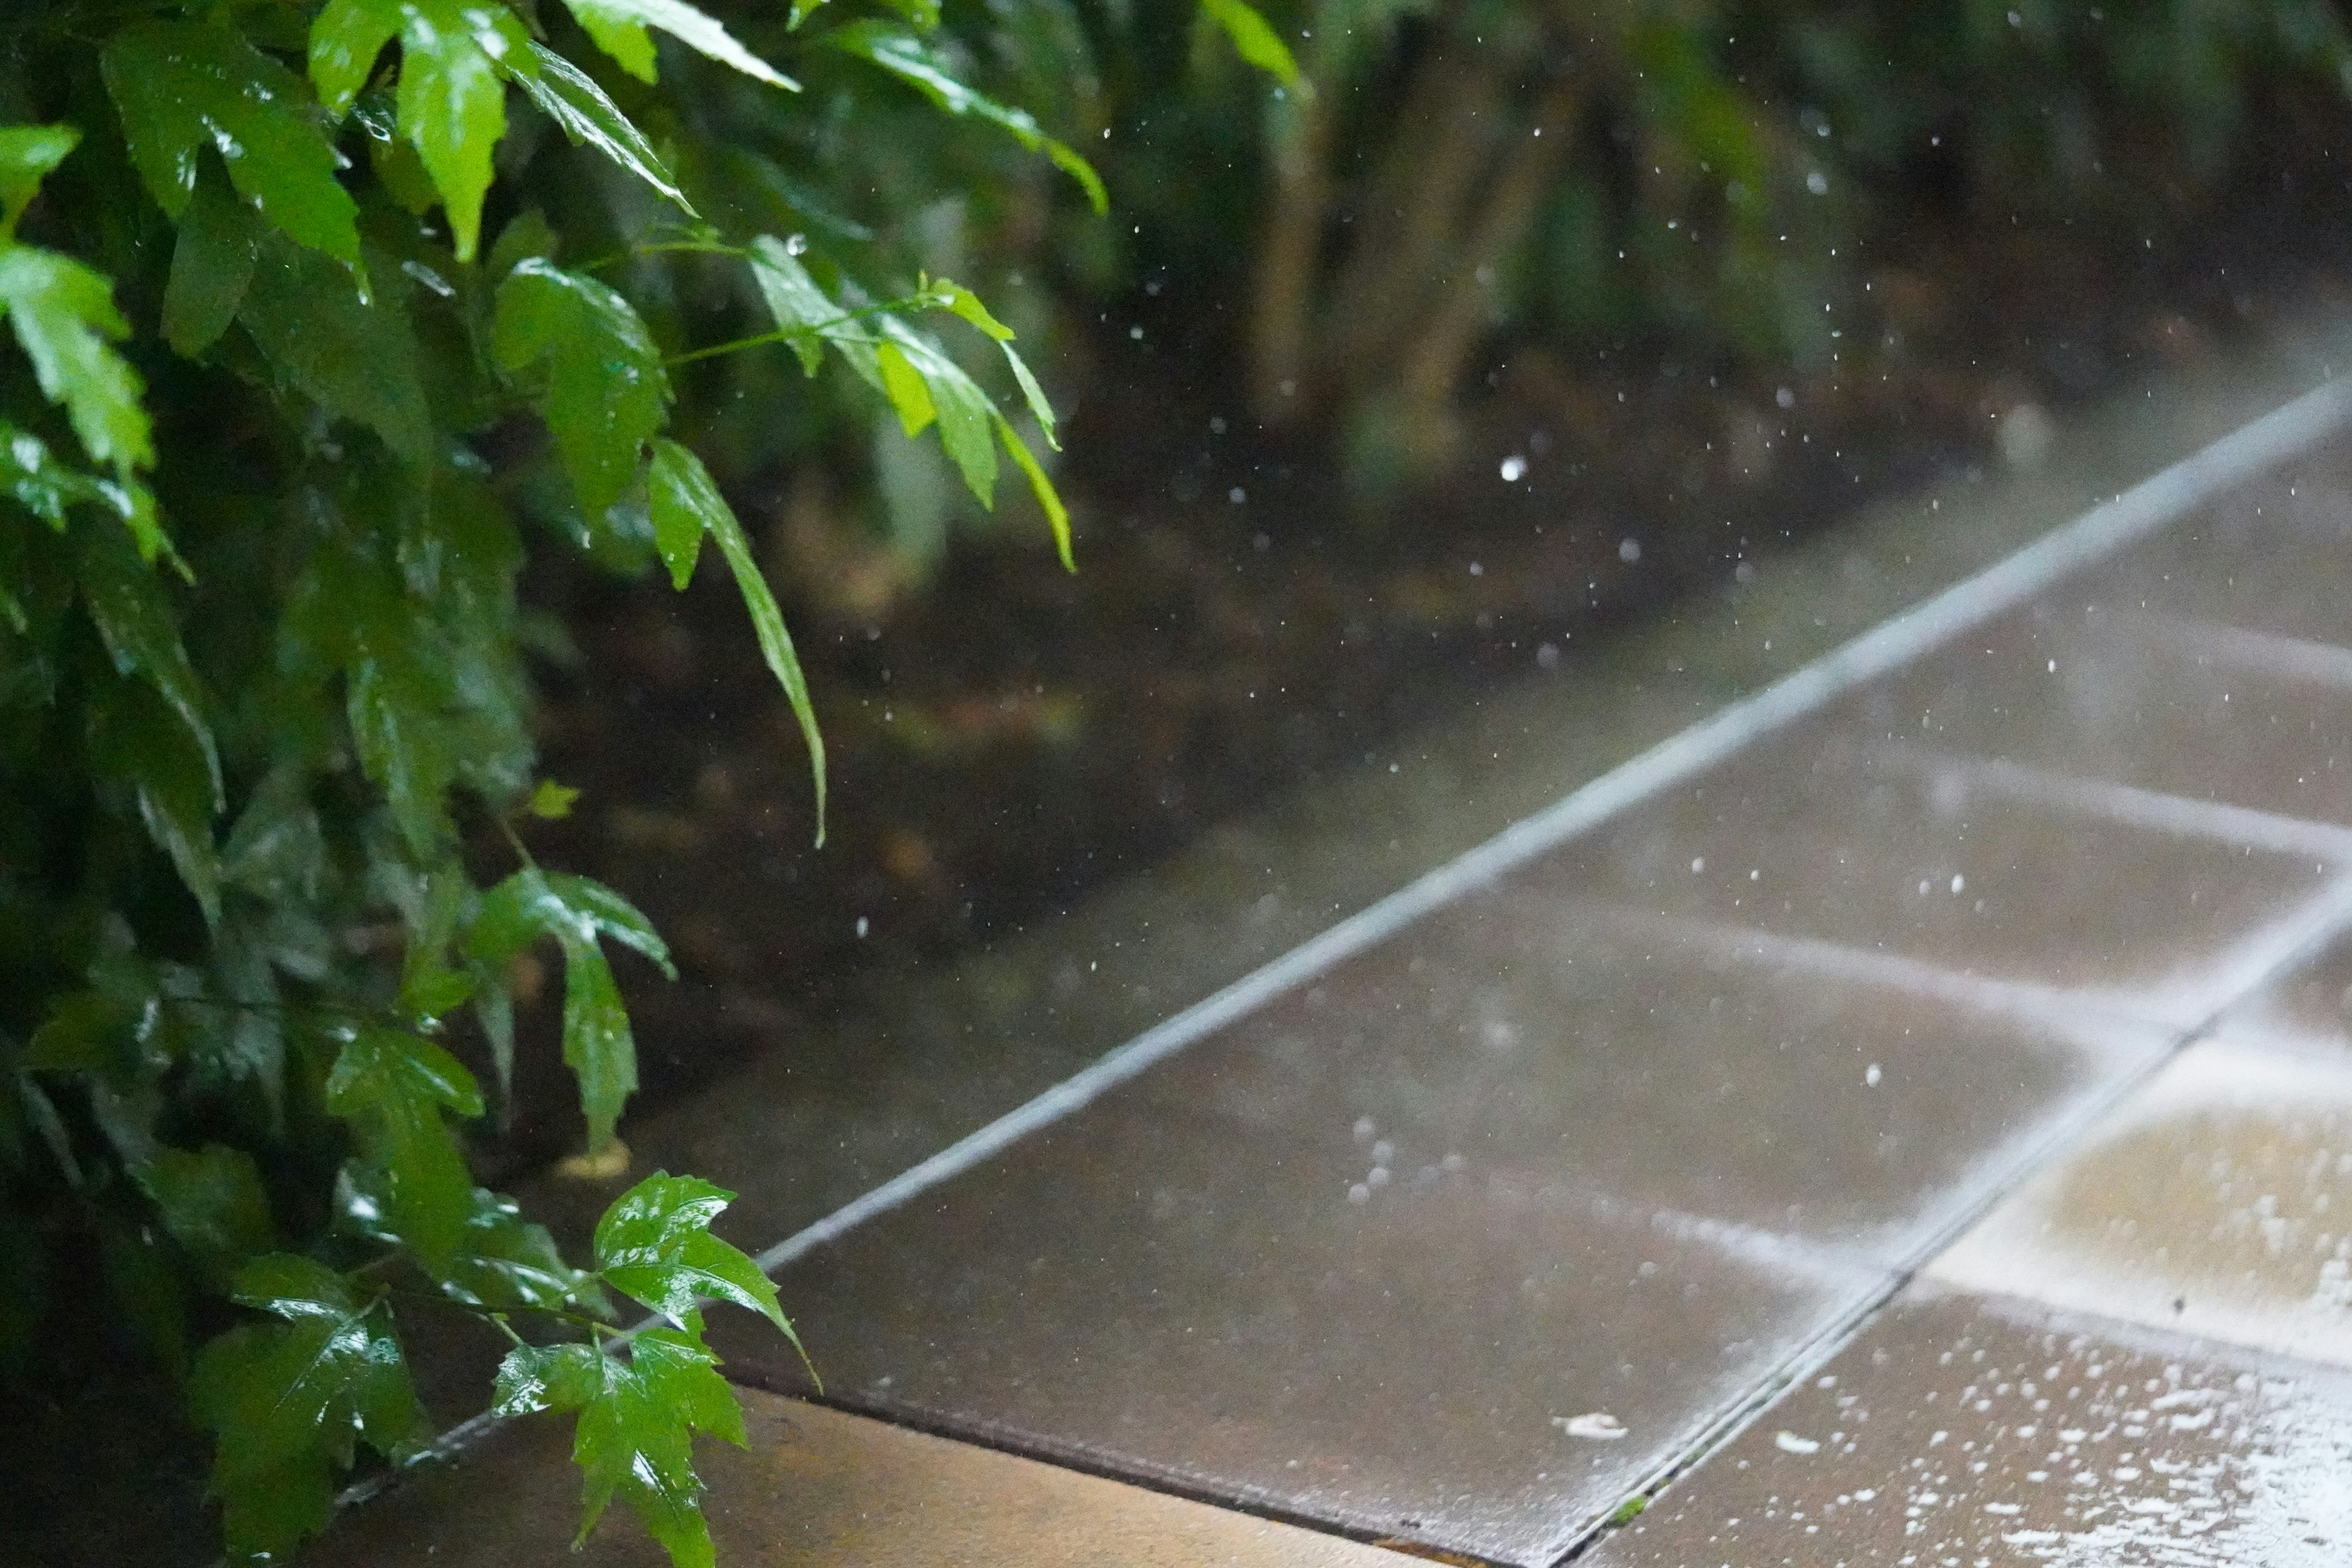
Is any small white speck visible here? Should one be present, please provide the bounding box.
[1950,873,1966,894]
[1691,857,1707,873]
[1776,1431,1822,1455]
[854,916,870,938]
[1229,486,1247,504]
[1619,538,1642,564]
[1865,1063,1883,1087]
[1500,454,1528,482]
[1558,1412,1628,1440]
[1347,1183,1370,1205]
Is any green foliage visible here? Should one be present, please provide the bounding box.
[0,0,1254,1560]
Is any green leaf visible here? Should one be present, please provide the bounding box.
[876,318,995,505]
[193,1255,427,1561]
[493,258,672,519]
[238,232,434,464]
[874,339,936,437]
[1199,0,1304,89]
[928,277,1012,340]
[323,1028,481,1272]
[161,168,262,358]
[827,23,1107,214]
[79,529,222,805]
[997,413,1074,570]
[443,1188,603,1311]
[138,1143,277,1276]
[747,236,865,380]
[593,1172,792,1337]
[998,340,1057,448]
[346,645,457,856]
[527,777,582,818]
[0,245,153,480]
[102,22,363,268]
[101,1215,191,1381]
[560,939,637,1156]
[649,439,826,843]
[0,124,79,235]
[562,0,799,90]
[89,654,225,922]
[494,1324,744,1567]
[309,0,404,117]
[396,0,533,262]
[511,43,695,214]
[1,417,127,527]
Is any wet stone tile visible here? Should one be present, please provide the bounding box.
[1928,1041,2352,1368]
[1535,721,2343,1022]
[1837,594,2352,832]
[1586,1283,2352,1568]
[710,911,2162,1564]
[308,1391,1416,1567]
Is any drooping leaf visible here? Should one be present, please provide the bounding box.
[309,0,404,117]
[996,414,1073,570]
[323,1028,481,1273]
[1,417,124,527]
[0,124,79,235]
[876,317,996,505]
[78,528,221,804]
[409,0,533,262]
[647,439,826,843]
[443,1188,605,1312]
[494,1324,744,1568]
[511,43,695,213]
[826,23,1107,213]
[102,21,363,268]
[562,0,799,90]
[592,1172,793,1337]
[747,235,869,380]
[927,277,1012,340]
[0,245,154,483]
[1199,0,1304,89]
[346,643,458,856]
[493,258,671,519]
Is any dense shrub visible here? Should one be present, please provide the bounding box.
[0,2,1287,1563]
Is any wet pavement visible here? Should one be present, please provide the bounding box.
[329,326,2352,1566]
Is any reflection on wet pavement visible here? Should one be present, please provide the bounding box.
[1591,1286,2352,1567]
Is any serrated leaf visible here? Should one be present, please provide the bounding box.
[593,1172,790,1335]
[139,1142,277,1276]
[323,1028,481,1272]
[445,1188,603,1311]
[560,938,637,1155]
[89,668,225,923]
[649,439,827,843]
[161,167,262,358]
[562,0,799,90]
[997,413,1073,570]
[511,42,695,214]
[494,1324,743,1568]
[876,318,995,505]
[79,529,221,805]
[827,23,1106,214]
[1199,0,1304,89]
[1,417,125,527]
[747,235,865,380]
[0,124,78,234]
[0,244,153,482]
[102,21,363,267]
[238,231,433,462]
[347,646,457,855]
[193,1256,426,1560]
[467,865,675,976]
[394,0,532,262]
[493,258,671,519]
[310,0,404,116]
[527,777,581,818]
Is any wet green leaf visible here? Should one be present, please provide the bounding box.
[161,168,262,358]
[238,232,433,463]
[562,0,799,90]
[512,43,695,214]
[826,23,1107,213]
[649,438,827,843]
[494,258,671,519]
[323,1028,481,1272]
[494,1324,743,1568]
[747,235,867,379]
[1199,0,1303,89]
[592,1172,791,1336]
[876,318,995,505]
[0,124,78,234]
[0,244,154,492]
[0,417,124,527]
[103,21,362,268]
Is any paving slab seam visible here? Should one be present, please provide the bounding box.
[1560,864,2352,1562]
[2131,611,2352,688]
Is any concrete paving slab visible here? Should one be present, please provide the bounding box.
[1586,1283,2352,1568]
[1928,1041,2352,1368]
[1533,723,2342,1025]
[306,1389,1420,1568]
[703,910,2173,1566]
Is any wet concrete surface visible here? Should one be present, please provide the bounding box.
[327,325,2352,1564]
[1588,1283,2352,1567]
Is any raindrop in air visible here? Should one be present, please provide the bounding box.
[1500,454,1528,482]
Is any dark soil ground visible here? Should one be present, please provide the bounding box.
[486,151,2352,1172]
